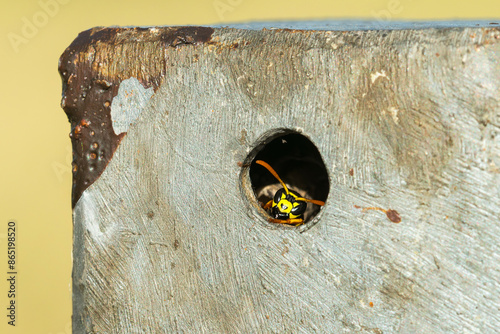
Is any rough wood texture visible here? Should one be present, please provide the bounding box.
[60,24,500,333]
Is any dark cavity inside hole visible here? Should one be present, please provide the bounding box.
[249,132,329,224]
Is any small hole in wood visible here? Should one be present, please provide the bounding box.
[242,129,329,228]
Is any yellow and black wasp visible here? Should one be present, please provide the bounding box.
[255,160,325,226]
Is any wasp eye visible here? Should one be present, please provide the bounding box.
[291,201,307,216]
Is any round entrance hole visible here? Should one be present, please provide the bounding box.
[242,130,330,228]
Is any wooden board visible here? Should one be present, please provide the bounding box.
[60,24,500,333]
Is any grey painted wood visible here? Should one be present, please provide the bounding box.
[68,26,500,333]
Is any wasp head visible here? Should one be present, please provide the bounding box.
[271,188,307,220]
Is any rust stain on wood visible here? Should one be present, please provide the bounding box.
[355,205,402,223]
[59,26,214,207]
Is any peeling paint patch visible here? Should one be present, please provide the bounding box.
[381,107,400,124]
[78,192,103,241]
[371,70,389,83]
[76,192,118,247]
[111,78,154,135]
[59,26,215,208]
[389,107,399,124]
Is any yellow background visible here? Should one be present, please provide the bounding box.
[0,0,498,333]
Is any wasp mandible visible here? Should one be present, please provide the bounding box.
[255,160,325,226]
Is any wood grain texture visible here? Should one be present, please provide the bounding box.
[65,25,500,333]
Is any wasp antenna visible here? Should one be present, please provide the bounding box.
[255,160,289,194]
[296,198,325,206]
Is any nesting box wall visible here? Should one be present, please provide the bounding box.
[60,25,500,333]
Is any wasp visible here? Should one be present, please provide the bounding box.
[255,160,325,226]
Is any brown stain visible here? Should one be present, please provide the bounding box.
[385,209,401,223]
[263,27,314,35]
[239,129,247,145]
[59,26,214,207]
[355,205,401,223]
[369,301,374,307]
[207,39,251,54]
[281,246,289,256]
[237,161,251,168]
[360,325,383,334]
[472,27,500,52]
[349,168,354,176]
[160,26,215,47]
[350,32,459,196]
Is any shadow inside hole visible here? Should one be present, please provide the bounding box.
[249,132,329,224]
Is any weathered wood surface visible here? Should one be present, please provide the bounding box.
[60,24,500,333]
